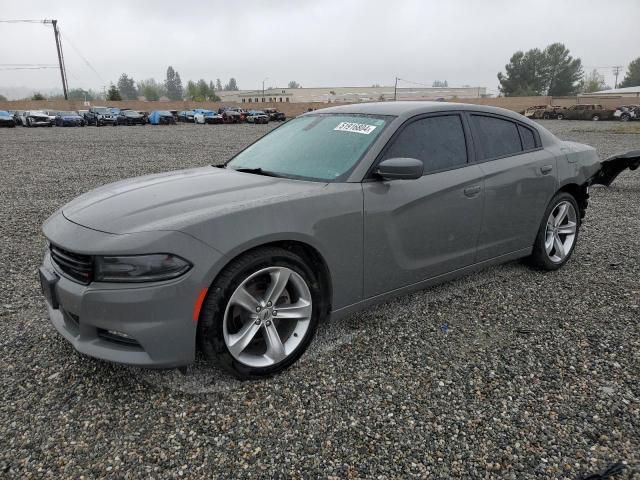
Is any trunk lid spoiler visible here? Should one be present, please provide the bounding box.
[590,150,640,187]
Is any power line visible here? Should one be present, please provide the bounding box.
[0,66,59,70]
[58,29,105,84]
[0,19,46,23]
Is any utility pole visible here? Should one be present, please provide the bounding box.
[43,19,69,100]
[394,77,398,101]
[262,77,269,103]
[612,65,623,89]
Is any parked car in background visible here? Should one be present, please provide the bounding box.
[614,105,639,122]
[148,111,176,125]
[12,110,25,126]
[246,110,270,124]
[22,110,53,127]
[194,110,224,124]
[524,105,565,120]
[219,107,243,123]
[55,111,86,127]
[0,110,16,127]
[177,110,196,123]
[263,108,286,121]
[85,107,118,126]
[117,110,147,125]
[557,104,615,121]
[38,102,640,378]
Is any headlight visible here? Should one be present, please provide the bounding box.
[94,254,191,283]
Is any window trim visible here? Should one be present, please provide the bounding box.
[364,111,474,181]
[465,111,542,163]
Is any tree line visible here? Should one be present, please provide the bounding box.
[498,43,640,96]
[105,66,240,101]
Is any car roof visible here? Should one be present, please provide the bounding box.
[309,101,530,122]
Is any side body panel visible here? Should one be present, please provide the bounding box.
[362,165,485,297]
[475,148,558,261]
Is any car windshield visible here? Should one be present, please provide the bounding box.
[94,108,109,114]
[0,111,9,116]
[228,113,390,181]
[59,111,77,116]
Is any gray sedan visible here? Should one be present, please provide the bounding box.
[40,102,639,378]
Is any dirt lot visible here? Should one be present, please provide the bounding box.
[1,120,639,479]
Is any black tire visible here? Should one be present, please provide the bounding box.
[197,247,323,379]
[620,114,630,122]
[527,192,581,271]
[592,114,600,121]
[556,114,564,120]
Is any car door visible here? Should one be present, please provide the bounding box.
[362,113,485,298]
[468,113,558,262]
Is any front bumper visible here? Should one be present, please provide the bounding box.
[40,214,223,367]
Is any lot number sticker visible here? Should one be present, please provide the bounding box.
[334,122,377,135]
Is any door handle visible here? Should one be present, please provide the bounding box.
[463,185,481,197]
[540,165,553,174]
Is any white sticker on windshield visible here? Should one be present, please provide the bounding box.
[334,122,377,135]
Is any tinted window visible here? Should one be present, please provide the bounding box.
[518,125,537,150]
[383,115,467,174]
[471,115,522,160]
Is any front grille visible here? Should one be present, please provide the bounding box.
[50,244,93,284]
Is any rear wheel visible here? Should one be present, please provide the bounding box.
[528,192,580,271]
[556,114,564,120]
[198,247,322,379]
[592,114,600,121]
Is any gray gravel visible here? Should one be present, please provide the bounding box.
[1,120,639,479]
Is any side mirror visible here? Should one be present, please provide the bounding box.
[375,157,423,180]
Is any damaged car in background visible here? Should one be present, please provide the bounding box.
[21,110,53,127]
[524,104,565,120]
[38,102,640,379]
[614,105,639,122]
[556,104,615,121]
[0,110,16,127]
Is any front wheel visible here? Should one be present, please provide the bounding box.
[592,114,600,121]
[198,247,322,379]
[556,114,564,120]
[527,192,580,271]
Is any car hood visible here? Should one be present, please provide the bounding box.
[61,166,326,234]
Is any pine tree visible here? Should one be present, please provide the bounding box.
[106,84,122,101]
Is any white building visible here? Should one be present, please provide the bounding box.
[578,86,640,99]
[217,85,488,104]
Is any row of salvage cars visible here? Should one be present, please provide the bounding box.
[0,106,287,128]
[523,104,640,121]
[178,107,286,124]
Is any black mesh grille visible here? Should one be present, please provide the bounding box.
[50,244,93,284]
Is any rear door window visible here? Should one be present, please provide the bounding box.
[382,114,468,174]
[470,115,523,160]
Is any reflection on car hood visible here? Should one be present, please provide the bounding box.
[62,167,325,234]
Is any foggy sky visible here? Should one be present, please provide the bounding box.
[1,0,638,97]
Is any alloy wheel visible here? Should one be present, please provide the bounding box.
[544,201,577,263]
[223,266,313,368]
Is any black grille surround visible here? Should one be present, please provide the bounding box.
[49,244,94,284]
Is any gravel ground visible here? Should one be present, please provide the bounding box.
[0,120,639,479]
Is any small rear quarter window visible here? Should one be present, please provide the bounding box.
[518,125,537,150]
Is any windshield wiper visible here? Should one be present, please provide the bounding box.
[231,167,283,178]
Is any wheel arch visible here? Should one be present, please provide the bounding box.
[207,238,334,318]
[557,182,589,218]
